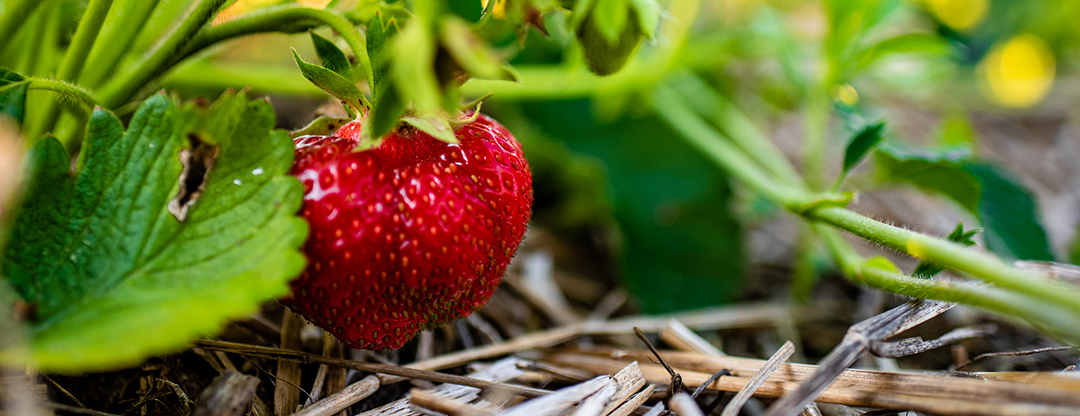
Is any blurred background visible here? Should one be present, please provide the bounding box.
[144,0,1080,315]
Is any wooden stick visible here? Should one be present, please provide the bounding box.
[191,371,260,416]
[410,389,494,416]
[607,385,655,416]
[360,357,527,416]
[276,311,304,416]
[667,393,703,416]
[720,341,794,416]
[494,375,615,416]
[293,376,380,416]
[537,349,1080,416]
[397,301,815,382]
[194,340,551,399]
[661,319,725,357]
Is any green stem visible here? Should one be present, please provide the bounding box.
[26,78,102,113]
[56,0,116,82]
[652,80,1080,330]
[817,226,1080,340]
[163,60,323,96]
[97,0,229,109]
[174,5,372,90]
[0,0,44,50]
[13,4,47,74]
[36,0,115,136]
[809,206,1080,317]
[78,0,163,88]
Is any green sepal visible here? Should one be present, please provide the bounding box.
[310,31,354,81]
[367,12,400,103]
[366,83,406,140]
[402,113,457,144]
[292,49,369,113]
[289,116,353,138]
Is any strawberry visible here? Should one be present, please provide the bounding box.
[282,113,532,349]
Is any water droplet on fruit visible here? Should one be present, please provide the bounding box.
[252,167,264,175]
[233,179,242,185]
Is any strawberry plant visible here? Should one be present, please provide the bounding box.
[2,0,1080,377]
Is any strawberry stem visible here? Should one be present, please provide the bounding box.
[98,0,230,109]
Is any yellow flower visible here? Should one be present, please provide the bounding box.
[922,0,988,31]
[980,34,1056,108]
[481,0,506,18]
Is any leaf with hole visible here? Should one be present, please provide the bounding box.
[0,92,307,372]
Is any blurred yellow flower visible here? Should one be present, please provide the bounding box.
[980,34,1056,108]
[297,0,333,6]
[218,0,331,22]
[481,0,506,17]
[922,0,987,31]
[833,83,859,107]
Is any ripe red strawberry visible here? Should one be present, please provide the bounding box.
[282,113,532,349]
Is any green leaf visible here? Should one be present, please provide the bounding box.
[912,222,978,278]
[310,31,354,81]
[875,143,1053,262]
[0,92,307,372]
[875,143,980,213]
[292,49,368,112]
[965,163,1053,262]
[841,122,885,177]
[401,114,458,144]
[518,99,743,313]
[0,68,28,124]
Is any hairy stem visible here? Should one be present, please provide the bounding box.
[818,226,1080,339]
[27,79,103,113]
[809,206,1080,317]
[97,0,229,109]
